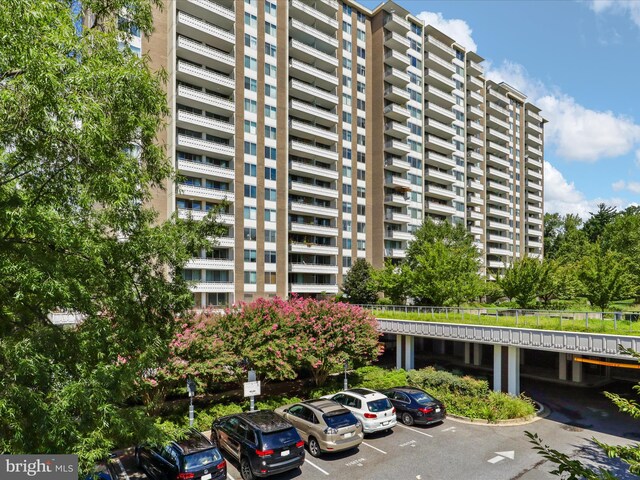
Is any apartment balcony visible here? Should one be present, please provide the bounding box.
[527,216,543,225]
[467,60,483,76]
[384,139,411,155]
[466,179,484,192]
[425,118,455,138]
[385,229,413,242]
[467,208,483,221]
[488,247,512,257]
[191,281,235,293]
[486,114,510,130]
[177,84,234,115]
[383,103,410,121]
[425,151,456,169]
[487,233,511,244]
[289,201,338,218]
[385,175,412,191]
[289,181,338,200]
[176,12,234,51]
[466,89,483,105]
[289,99,337,126]
[467,75,483,91]
[177,209,233,226]
[290,242,339,256]
[290,283,339,294]
[384,248,407,259]
[486,167,510,181]
[384,85,410,104]
[527,133,543,146]
[184,0,235,30]
[427,103,456,123]
[384,49,410,69]
[384,67,410,87]
[290,0,338,33]
[177,36,234,74]
[290,263,339,275]
[177,134,234,159]
[289,222,338,237]
[487,220,510,231]
[426,68,455,91]
[467,164,482,177]
[426,134,455,155]
[289,58,338,90]
[527,240,543,249]
[527,168,543,180]
[527,204,543,214]
[526,144,543,159]
[289,18,338,50]
[425,201,457,216]
[385,121,411,138]
[526,181,543,192]
[178,160,234,181]
[486,179,511,194]
[289,119,338,143]
[425,52,455,75]
[487,207,510,219]
[186,258,235,270]
[526,109,543,123]
[526,191,543,203]
[177,60,234,94]
[487,153,511,169]
[427,167,456,184]
[289,139,338,163]
[467,150,483,164]
[526,156,543,169]
[383,12,411,33]
[385,209,412,223]
[426,35,455,59]
[425,85,455,107]
[487,127,510,144]
[467,105,483,120]
[487,102,510,118]
[487,141,510,156]
[178,184,233,202]
[487,193,510,206]
[467,135,483,149]
[289,79,338,108]
[384,156,411,172]
[177,110,234,138]
[425,184,457,200]
[289,39,338,71]
[487,88,509,104]
[468,225,483,236]
[526,121,543,135]
[384,193,410,206]
[384,31,410,50]
[289,160,338,181]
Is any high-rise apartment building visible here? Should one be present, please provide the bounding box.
[143,0,545,306]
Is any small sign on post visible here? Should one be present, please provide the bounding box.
[245,370,260,412]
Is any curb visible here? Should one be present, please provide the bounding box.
[445,401,548,426]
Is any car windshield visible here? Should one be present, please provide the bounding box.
[413,392,436,405]
[323,411,357,428]
[367,398,392,412]
[183,449,222,472]
[261,428,300,450]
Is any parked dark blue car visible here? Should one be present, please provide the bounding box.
[381,387,446,426]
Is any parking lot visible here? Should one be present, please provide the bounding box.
[119,379,640,480]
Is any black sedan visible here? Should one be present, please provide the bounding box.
[136,429,226,480]
[381,387,446,426]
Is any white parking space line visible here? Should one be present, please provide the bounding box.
[441,427,456,432]
[361,442,387,454]
[396,424,433,437]
[116,459,130,480]
[305,458,330,476]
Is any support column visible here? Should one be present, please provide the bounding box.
[519,348,525,365]
[464,343,471,365]
[396,334,403,370]
[404,335,415,371]
[434,339,446,355]
[473,343,482,366]
[507,346,520,396]
[558,353,567,381]
[493,345,502,392]
[572,357,583,383]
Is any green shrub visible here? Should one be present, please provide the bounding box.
[255,396,303,411]
[351,366,408,390]
[376,297,394,305]
[407,367,489,397]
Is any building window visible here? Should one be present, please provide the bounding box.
[265,42,276,57]
[265,64,277,78]
[265,167,277,180]
[244,141,257,156]
[244,249,257,262]
[343,202,352,214]
[244,227,257,240]
[244,120,257,134]
[244,185,257,198]
[265,1,276,15]
[265,208,276,221]
[343,238,352,249]
[265,125,276,139]
[244,33,257,49]
[265,229,276,242]
[265,105,277,119]
[244,162,257,177]
[244,206,257,220]
[264,250,276,263]
[244,77,257,92]
[265,188,276,201]
[265,146,277,160]
[343,220,352,232]
[244,98,257,113]
[244,13,257,28]
[265,21,277,36]
[264,272,277,284]
[244,271,257,284]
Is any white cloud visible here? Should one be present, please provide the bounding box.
[416,11,477,52]
[544,161,628,218]
[589,0,640,28]
[612,179,626,191]
[636,149,640,167]
[486,60,640,162]
[611,180,640,194]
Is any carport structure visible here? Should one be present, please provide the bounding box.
[379,318,640,395]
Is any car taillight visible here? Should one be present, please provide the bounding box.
[217,460,226,470]
[295,440,304,448]
[177,473,194,480]
[392,407,396,414]
[364,413,377,419]
[418,407,434,414]
[255,449,274,457]
[323,427,338,435]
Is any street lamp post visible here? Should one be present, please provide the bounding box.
[343,360,349,390]
[187,378,196,427]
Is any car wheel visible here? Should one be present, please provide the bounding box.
[308,437,321,458]
[240,458,254,480]
[401,412,414,426]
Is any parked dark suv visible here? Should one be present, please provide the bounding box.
[211,410,305,480]
[381,386,446,426]
[135,429,227,480]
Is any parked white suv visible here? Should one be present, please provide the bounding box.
[322,388,397,434]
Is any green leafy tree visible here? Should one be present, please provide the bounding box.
[372,259,410,305]
[554,214,590,264]
[583,203,618,244]
[0,0,223,472]
[543,212,563,259]
[537,260,579,308]
[405,219,483,306]
[527,347,640,479]
[496,256,542,308]
[602,207,640,302]
[578,243,636,311]
[341,258,378,304]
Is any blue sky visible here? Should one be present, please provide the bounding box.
[360,0,640,218]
